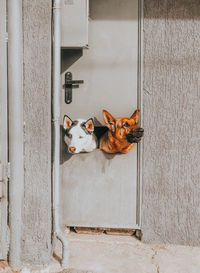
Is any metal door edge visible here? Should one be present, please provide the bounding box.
[136,0,144,229]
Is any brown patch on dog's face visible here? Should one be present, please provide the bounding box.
[115,117,138,142]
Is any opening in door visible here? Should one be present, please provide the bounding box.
[60,0,142,230]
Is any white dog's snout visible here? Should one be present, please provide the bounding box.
[69,146,76,153]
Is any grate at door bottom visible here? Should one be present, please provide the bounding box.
[67,226,142,239]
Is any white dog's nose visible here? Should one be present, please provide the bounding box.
[69,146,76,153]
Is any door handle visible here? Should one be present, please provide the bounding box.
[64,72,84,104]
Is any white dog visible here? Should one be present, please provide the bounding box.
[63,115,98,154]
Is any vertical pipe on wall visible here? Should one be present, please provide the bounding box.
[52,0,69,268]
[7,0,24,269]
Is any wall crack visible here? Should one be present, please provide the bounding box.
[151,248,160,273]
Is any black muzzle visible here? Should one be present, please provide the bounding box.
[126,128,144,143]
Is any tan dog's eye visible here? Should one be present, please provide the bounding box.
[79,136,83,139]
[124,122,130,127]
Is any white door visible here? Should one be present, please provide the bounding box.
[61,0,141,229]
[0,0,8,259]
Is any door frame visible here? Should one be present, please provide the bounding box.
[60,0,144,231]
[136,0,144,229]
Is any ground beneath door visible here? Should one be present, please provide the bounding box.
[0,261,20,273]
[2,233,200,273]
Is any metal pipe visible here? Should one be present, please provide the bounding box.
[7,0,24,269]
[52,0,69,268]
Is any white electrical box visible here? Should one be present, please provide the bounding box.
[61,0,89,48]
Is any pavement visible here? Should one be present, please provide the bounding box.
[54,233,200,273]
[2,232,200,273]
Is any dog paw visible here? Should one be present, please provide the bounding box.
[126,127,144,143]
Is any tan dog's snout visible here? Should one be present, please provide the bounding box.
[126,127,144,143]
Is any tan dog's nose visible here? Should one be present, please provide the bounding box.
[69,146,76,153]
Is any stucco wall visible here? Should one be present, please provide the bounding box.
[142,0,200,246]
[22,0,52,264]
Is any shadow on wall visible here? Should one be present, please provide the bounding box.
[89,0,138,21]
[144,0,200,20]
[60,125,73,164]
[61,49,83,74]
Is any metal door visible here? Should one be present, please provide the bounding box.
[0,0,8,259]
[61,0,141,229]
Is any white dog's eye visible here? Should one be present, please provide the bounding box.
[79,136,83,139]
[66,133,72,139]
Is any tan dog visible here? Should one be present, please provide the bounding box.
[99,109,144,154]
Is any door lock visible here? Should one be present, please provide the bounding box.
[64,72,84,104]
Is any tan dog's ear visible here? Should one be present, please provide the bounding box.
[84,118,94,133]
[130,109,140,124]
[63,115,73,130]
[102,110,115,132]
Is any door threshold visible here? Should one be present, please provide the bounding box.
[67,226,142,239]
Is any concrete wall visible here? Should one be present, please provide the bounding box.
[22,0,52,264]
[0,0,8,260]
[142,0,200,246]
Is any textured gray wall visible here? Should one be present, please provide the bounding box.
[0,0,8,260]
[22,0,52,264]
[142,0,200,246]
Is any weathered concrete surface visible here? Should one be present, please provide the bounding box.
[0,261,20,273]
[18,233,200,273]
[153,244,200,273]
[22,0,52,264]
[62,234,155,273]
[142,0,200,246]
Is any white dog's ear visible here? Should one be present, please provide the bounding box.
[63,115,73,130]
[85,118,94,133]
[102,110,115,132]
